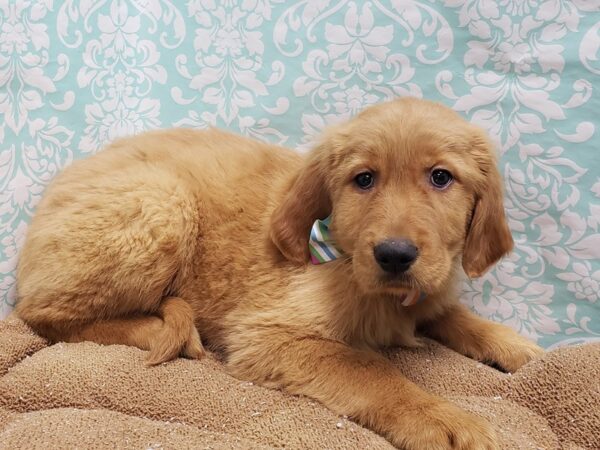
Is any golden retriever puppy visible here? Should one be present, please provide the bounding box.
[16,98,543,449]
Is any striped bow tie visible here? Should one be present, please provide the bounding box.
[308,216,426,307]
[308,216,343,264]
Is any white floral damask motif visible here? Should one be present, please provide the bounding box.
[439,0,598,151]
[173,0,289,143]
[461,260,560,342]
[0,118,74,317]
[284,1,453,149]
[580,19,600,75]
[558,262,600,303]
[79,98,161,152]
[57,0,182,151]
[438,0,600,344]
[0,0,72,135]
[0,1,75,318]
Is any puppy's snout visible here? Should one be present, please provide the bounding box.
[373,239,418,274]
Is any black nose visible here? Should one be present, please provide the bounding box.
[373,239,418,274]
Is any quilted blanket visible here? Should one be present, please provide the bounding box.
[0,316,598,449]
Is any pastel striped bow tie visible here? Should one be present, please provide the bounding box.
[308,216,343,264]
[308,216,426,307]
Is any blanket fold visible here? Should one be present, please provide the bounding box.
[0,317,598,449]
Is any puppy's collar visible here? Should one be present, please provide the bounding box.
[308,216,426,307]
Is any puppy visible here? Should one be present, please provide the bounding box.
[16,98,543,449]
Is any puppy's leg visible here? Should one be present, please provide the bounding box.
[16,164,203,365]
[18,296,204,365]
[70,297,205,365]
[228,333,498,450]
[421,303,543,372]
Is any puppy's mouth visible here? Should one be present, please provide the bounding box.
[380,273,416,289]
[382,284,422,306]
[378,274,424,304]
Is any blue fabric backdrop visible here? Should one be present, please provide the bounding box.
[1,0,599,348]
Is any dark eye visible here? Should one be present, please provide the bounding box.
[430,169,453,189]
[355,172,375,190]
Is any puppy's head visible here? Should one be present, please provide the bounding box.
[271,98,513,296]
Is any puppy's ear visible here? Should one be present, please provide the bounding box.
[462,134,514,278]
[270,152,331,264]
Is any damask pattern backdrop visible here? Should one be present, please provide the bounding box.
[1,0,599,348]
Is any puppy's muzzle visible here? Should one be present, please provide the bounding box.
[373,238,418,275]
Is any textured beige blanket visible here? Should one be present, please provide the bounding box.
[0,317,598,449]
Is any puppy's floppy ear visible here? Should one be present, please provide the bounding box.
[462,133,514,278]
[270,151,331,264]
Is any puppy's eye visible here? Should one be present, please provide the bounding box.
[355,172,375,190]
[430,169,453,189]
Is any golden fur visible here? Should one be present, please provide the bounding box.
[16,98,543,449]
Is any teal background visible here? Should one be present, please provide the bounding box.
[1,0,599,348]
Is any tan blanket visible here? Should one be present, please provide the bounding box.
[0,317,598,449]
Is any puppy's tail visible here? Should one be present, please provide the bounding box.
[17,297,204,366]
[17,295,204,365]
[145,296,204,366]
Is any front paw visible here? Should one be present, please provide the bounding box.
[391,400,498,450]
[485,333,544,373]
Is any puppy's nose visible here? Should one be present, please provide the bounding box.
[373,239,418,274]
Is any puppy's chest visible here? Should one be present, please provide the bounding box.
[343,302,420,349]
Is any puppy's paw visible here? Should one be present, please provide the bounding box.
[467,323,544,373]
[397,335,426,349]
[183,326,206,360]
[392,400,498,450]
[145,325,205,366]
[490,338,544,373]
